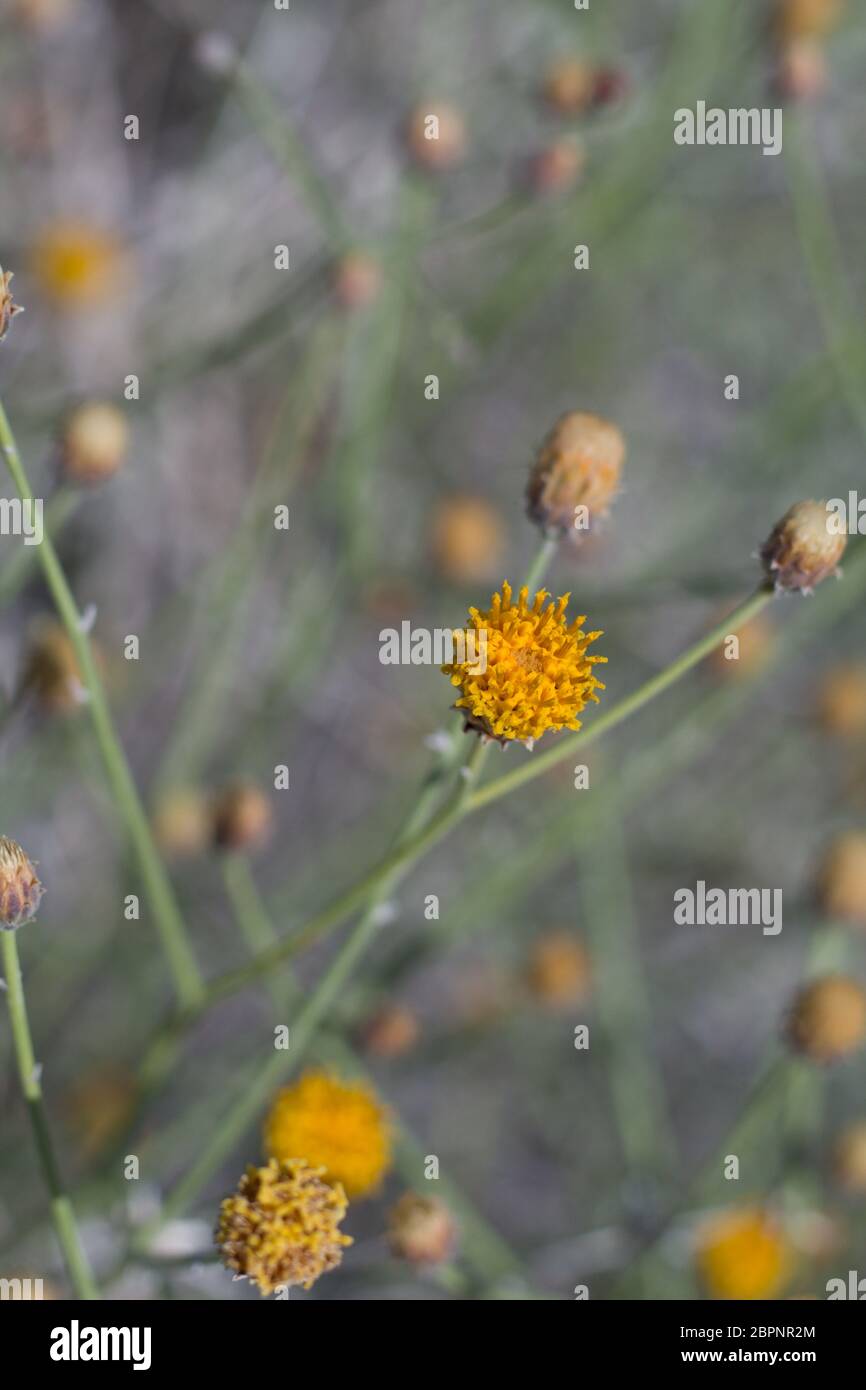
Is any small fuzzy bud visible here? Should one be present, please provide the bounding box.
[0,837,43,930]
[527,410,625,538]
[387,1192,457,1265]
[61,402,128,484]
[760,499,846,592]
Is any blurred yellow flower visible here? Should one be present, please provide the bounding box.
[442,581,605,744]
[696,1209,792,1300]
[30,220,125,309]
[264,1070,391,1199]
[215,1158,351,1295]
[526,931,591,1008]
[431,495,505,584]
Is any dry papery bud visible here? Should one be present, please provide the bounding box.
[786,975,866,1062]
[0,267,23,341]
[406,103,465,170]
[530,140,585,196]
[760,499,846,593]
[211,781,273,852]
[333,250,382,311]
[527,410,625,539]
[24,619,85,713]
[387,1192,457,1265]
[817,666,866,736]
[832,1121,866,1193]
[0,836,43,930]
[361,1004,419,1059]
[152,787,211,861]
[776,37,829,102]
[818,832,866,927]
[431,495,505,584]
[60,401,128,484]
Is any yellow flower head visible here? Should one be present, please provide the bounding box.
[215,1158,351,1295]
[30,220,125,309]
[696,1208,792,1300]
[442,582,605,744]
[264,1070,392,1200]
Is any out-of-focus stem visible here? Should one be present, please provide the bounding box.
[0,399,205,1010]
[1,931,99,1300]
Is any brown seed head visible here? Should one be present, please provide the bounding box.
[787,975,866,1061]
[387,1192,457,1265]
[761,499,846,592]
[818,832,866,927]
[406,103,465,170]
[211,781,273,852]
[0,837,43,930]
[527,410,625,538]
[61,402,128,484]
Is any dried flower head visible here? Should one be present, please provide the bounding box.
[431,495,505,584]
[333,250,382,310]
[61,402,129,484]
[696,1208,792,1300]
[30,220,125,309]
[776,0,841,41]
[211,781,272,853]
[361,1004,419,1059]
[388,1192,457,1265]
[787,975,866,1061]
[0,267,23,341]
[832,1121,866,1193]
[527,411,625,539]
[406,103,465,170]
[152,788,211,861]
[442,582,606,745]
[215,1158,352,1295]
[818,833,866,928]
[543,58,595,114]
[24,619,86,714]
[761,499,846,592]
[531,140,585,195]
[0,837,43,930]
[817,665,866,736]
[264,1070,392,1200]
[526,931,591,1008]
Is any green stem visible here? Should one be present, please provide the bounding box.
[2,931,99,1299]
[0,400,205,1010]
[191,584,775,1012]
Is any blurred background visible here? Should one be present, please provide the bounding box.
[1,0,866,1300]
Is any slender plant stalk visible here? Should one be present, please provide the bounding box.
[2,931,99,1299]
[0,400,205,1010]
[188,584,775,1014]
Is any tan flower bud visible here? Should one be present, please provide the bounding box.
[333,251,382,311]
[526,931,591,1008]
[818,832,866,927]
[527,411,625,538]
[406,103,465,170]
[0,267,23,341]
[387,1192,457,1265]
[760,499,846,592]
[0,837,43,930]
[787,975,866,1061]
[211,781,272,852]
[61,402,129,484]
[542,58,595,114]
[832,1121,866,1192]
[431,495,505,583]
[817,666,866,736]
[361,1004,419,1058]
[152,788,211,861]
